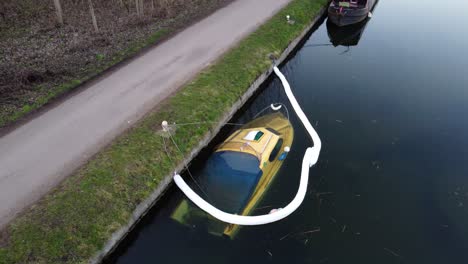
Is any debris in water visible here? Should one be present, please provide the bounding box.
[281,227,320,241]
[319,258,329,263]
[267,250,273,257]
[269,208,282,214]
[342,225,347,233]
[280,232,292,241]
[335,119,343,123]
[300,228,321,235]
[384,247,400,257]
[316,192,334,197]
[330,217,337,223]
[255,205,273,211]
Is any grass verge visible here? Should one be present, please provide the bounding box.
[0,0,327,263]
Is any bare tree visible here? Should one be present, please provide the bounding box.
[135,0,139,15]
[0,2,6,22]
[53,0,64,25]
[139,0,144,16]
[135,0,144,16]
[161,0,173,17]
[120,0,130,13]
[88,0,99,32]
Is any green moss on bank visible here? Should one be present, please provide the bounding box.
[0,0,327,263]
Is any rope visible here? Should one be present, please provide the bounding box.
[164,129,212,201]
[168,121,245,127]
[173,65,322,225]
[303,43,333,48]
[162,106,287,204]
[253,103,290,121]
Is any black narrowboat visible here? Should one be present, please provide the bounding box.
[328,0,376,27]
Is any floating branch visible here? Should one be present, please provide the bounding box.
[384,247,400,257]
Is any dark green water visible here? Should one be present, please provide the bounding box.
[106,0,468,263]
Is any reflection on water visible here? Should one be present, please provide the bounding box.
[106,0,468,263]
[327,19,369,47]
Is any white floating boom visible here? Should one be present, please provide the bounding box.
[173,66,322,225]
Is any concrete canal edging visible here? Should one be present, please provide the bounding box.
[91,5,328,264]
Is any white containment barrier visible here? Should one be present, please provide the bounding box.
[173,66,322,225]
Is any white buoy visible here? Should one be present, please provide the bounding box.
[286,15,295,25]
[284,146,290,153]
[269,208,282,214]
[162,120,169,132]
[271,104,282,111]
[368,12,373,18]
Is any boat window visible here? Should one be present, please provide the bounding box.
[269,138,283,162]
[243,130,264,141]
[266,127,280,136]
[199,151,262,214]
[254,131,264,141]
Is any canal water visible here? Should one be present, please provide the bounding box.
[106,0,468,263]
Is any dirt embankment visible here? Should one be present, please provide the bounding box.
[0,0,232,127]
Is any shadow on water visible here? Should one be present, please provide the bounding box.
[326,18,369,47]
[106,0,468,263]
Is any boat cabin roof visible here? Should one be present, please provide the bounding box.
[332,0,367,7]
[216,127,282,169]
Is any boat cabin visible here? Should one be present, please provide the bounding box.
[200,126,285,214]
[332,0,368,8]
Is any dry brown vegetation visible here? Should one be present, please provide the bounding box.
[0,0,232,127]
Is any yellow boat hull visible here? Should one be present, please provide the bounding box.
[171,112,294,238]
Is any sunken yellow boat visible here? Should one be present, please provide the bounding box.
[171,112,293,238]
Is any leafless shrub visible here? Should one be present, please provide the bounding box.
[0,0,231,111]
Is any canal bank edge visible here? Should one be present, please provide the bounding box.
[92,5,328,263]
[0,1,328,263]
